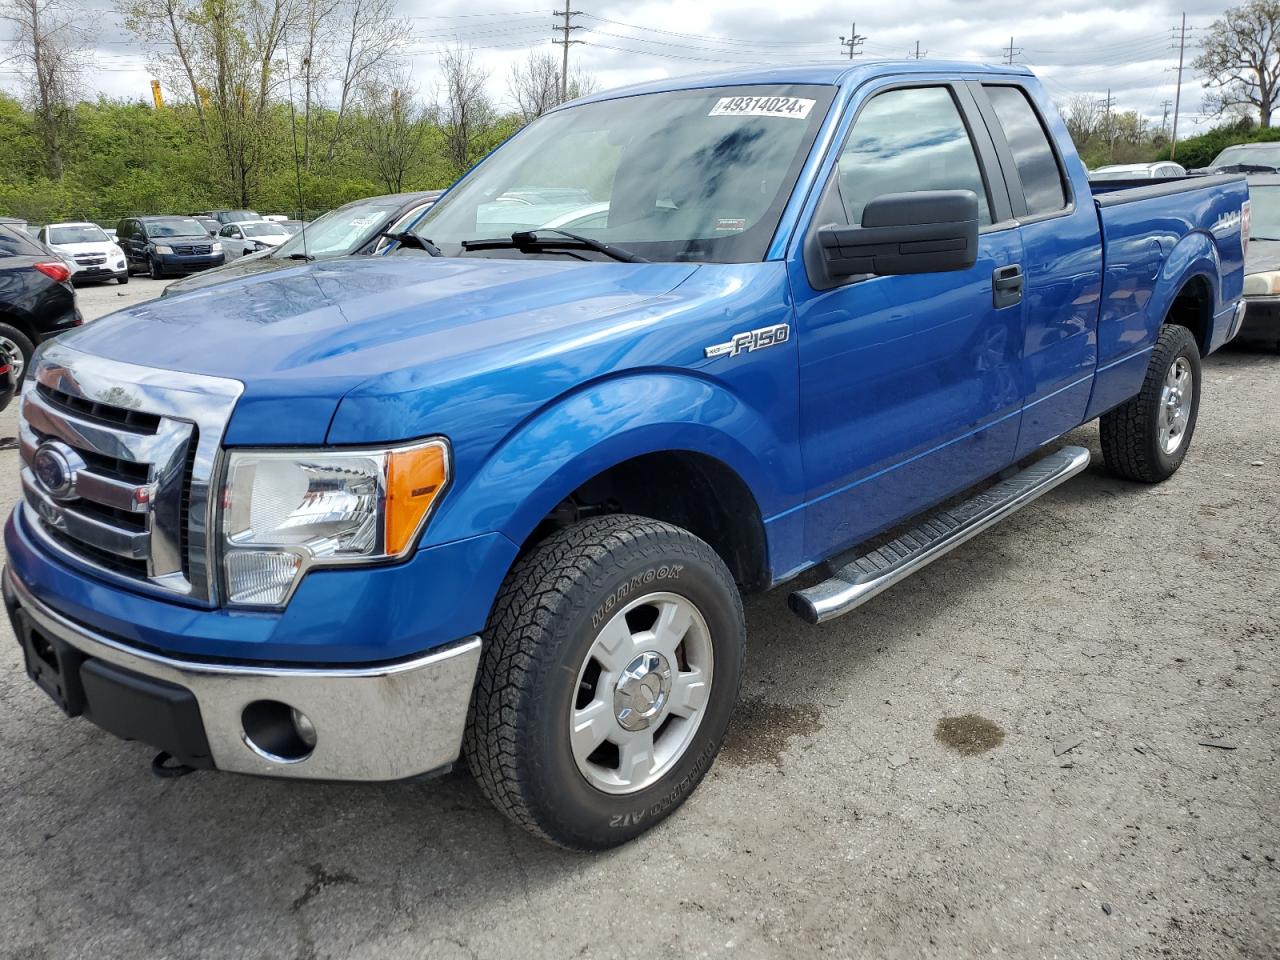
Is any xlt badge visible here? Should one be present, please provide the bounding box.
[704,323,790,359]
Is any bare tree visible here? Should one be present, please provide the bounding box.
[324,0,409,161]
[1060,94,1103,147]
[437,44,494,174]
[508,50,560,122]
[508,50,599,122]
[295,0,340,169]
[0,0,83,178]
[121,0,303,204]
[357,71,428,192]
[1195,0,1280,127]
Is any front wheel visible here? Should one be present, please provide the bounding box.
[1100,323,1202,482]
[148,256,163,280]
[117,273,129,285]
[465,514,745,850]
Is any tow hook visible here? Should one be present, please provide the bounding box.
[151,751,198,779]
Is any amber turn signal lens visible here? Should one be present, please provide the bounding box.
[384,441,449,555]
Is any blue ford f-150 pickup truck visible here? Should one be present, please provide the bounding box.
[5,62,1248,850]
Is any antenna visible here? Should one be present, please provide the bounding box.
[282,37,310,262]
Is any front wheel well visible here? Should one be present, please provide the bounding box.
[522,451,770,593]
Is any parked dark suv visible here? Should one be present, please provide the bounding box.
[115,216,226,279]
[0,218,82,380]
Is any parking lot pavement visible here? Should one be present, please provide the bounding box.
[73,274,175,321]
[1,348,1277,960]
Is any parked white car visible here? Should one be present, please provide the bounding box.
[36,222,129,284]
[218,220,293,260]
[1090,161,1187,180]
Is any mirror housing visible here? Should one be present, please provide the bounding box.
[817,189,980,278]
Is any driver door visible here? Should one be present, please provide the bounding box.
[790,81,1026,561]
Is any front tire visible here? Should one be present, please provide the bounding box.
[117,273,129,285]
[148,256,163,280]
[1100,323,1201,482]
[465,514,745,850]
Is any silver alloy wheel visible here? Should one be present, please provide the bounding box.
[0,335,24,380]
[1159,356,1193,454]
[569,591,714,795]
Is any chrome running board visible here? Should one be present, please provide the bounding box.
[788,445,1091,625]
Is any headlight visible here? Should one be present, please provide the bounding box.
[110,243,124,256]
[154,244,174,254]
[219,439,449,606]
[1243,270,1280,296]
[211,241,223,252]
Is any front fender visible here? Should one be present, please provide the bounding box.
[423,371,799,558]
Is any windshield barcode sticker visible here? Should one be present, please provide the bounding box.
[709,96,815,119]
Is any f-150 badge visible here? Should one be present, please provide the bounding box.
[704,323,790,359]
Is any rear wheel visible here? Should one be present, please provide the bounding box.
[1100,323,1201,482]
[465,514,745,850]
[0,323,33,382]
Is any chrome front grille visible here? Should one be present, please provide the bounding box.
[173,244,211,256]
[18,342,244,604]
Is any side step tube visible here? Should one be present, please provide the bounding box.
[788,445,1091,625]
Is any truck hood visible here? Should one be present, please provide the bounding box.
[59,256,700,443]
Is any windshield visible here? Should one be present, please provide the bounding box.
[49,224,110,244]
[270,200,402,258]
[411,84,836,263]
[1211,145,1280,169]
[225,210,259,222]
[148,218,206,237]
[1250,185,1280,239]
[243,222,288,238]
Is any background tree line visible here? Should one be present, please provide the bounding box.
[0,0,593,224]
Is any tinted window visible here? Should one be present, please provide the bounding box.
[834,87,991,226]
[985,85,1067,215]
[0,223,46,257]
[242,222,288,237]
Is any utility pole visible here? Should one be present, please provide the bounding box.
[1002,37,1022,65]
[1170,12,1187,160]
[839,23,865,59]
[910,40,926,60]
[1160,98,1173,137]
[552,2,583,103]
[1099,88,1117,157]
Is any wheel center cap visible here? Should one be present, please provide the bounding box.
[613,651,673,732]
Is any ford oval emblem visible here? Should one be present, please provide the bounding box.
[32,440,85,501]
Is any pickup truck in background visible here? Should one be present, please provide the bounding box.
[5,62,1248,851]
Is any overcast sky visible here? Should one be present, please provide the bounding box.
[0,0,1237,135]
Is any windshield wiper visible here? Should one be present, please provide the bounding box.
[461,229,647,263]
[286,252,314,261]
[380,231,442,256]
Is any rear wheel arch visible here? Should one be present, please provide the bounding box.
[1165,273,1213,353]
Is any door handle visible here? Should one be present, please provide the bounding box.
[993,264,1024,308]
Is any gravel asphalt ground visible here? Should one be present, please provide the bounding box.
[0,277,1276,959]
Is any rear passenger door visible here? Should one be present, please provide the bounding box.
[791,80,1026,562]
[969,82,1103,458]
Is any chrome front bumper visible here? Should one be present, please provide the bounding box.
[4,567,481,781]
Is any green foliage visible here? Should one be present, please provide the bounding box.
[1156,120,1280,168]
[0,93,521,224]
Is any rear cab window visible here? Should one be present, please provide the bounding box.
[982,85,1069,217]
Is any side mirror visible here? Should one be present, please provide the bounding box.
[817,189,979,278]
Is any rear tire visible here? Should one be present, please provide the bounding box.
[464,514,745,850]
[0,323,34,382]
[1100,324,1201,483]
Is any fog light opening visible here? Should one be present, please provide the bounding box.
[241,699,316,763]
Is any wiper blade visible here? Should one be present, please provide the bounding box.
[287,252,314,261]
[380,231,442,256]
[461,229,648,263]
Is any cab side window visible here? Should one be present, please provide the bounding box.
[983,85,1068,215]
[833,86,992,227]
